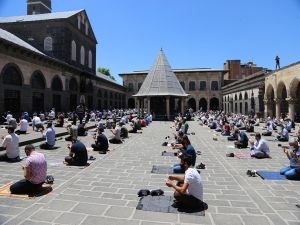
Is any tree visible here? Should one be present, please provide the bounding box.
[97,67,115,80]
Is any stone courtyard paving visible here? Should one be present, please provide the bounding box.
[0,120,300,225]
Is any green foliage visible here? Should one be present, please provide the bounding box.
[97,67,115,80]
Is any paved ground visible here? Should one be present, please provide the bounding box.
[0,120,300,225]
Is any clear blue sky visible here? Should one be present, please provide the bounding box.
[1,0,300,84]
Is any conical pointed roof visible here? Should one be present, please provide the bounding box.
[133,49,188,97]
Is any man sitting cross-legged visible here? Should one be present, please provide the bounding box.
[234,129,249,149]
[166,154,207,210]
[91,128,109,153]
[65,139,88,166]
[249,132,271,158]
[10,145,47,194]
[0,126,20,162]
[40,122,55,149]
[109,122,122,144]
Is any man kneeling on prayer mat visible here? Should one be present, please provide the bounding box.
[166,154,207,210]
[10,145,47,194]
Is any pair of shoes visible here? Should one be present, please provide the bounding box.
[161,150,167,155]
[45,175,54,184]
[197,151,201,155]
[137,189,164,197]
[226,153,234,157]
[246,169,256,177]
[88,156,96,160]
[196,163,206,169]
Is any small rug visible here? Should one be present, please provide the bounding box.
[234,152,252,159]
[151,165,183,174]
[256,171,287,180]
[136,195,205,216]
[0,182,52,198]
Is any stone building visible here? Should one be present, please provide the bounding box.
[222,71,268,116]
[264,62,300,121]
[120,63,226,112]
[0,1,126,113]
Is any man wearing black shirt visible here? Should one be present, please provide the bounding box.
[91,128,109,153]
[64,140,88,166]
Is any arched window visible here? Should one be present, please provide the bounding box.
[239,93,243,100]
[77,15,81,29]
[51,76,63,91]
[189,81,195,91]
[244,92,248,100]
[31,71,45,89]
[88,50,92,68]
[200,81,206,90]
[1,64,22,86]
[128,83,134,92]
[71,40,77,61]
[85,21,89,35]
[80,46,85,65]
[69,78,78,91]
[44,37,53,51]
[180,81,185,90]
[211,81,218,90]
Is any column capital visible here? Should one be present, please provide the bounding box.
[274,98,282,104]
[286,97,298,104]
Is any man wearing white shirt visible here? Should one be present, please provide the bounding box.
[166,154,207,210]
[40,122,55,149]
[32,114,44,131]
[250,133,271,158]
[15,116,28,135]
[0,126,20,162]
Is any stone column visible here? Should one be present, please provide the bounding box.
[136,97,140,114]
[287,97,296,121]
[166,96,170,120]
[196,97,199,111]
[275,98,281,119]
[147,97,151,115]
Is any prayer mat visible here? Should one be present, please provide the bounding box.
[234,152,252,159]
[151,165,183,174]
[256,171,287,180]
[0,182,52,198]
[136,195,205,216]
[161,151,177,157]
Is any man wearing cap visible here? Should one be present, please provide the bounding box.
[40,122,55,149]
[0,126,20,162]
[166,154,206,210]
[280,141,300,180]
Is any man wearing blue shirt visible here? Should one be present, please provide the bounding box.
[234,129,249,148]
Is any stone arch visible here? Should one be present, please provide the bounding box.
[128,98,135,108]
[244,92,248,100]
[187,98,196,111]
[277,81,288,116]
[69,77,78,91]
[31,71,46,113]
[51,76,63,91]
[266,84,275,99]
[210,97,219,110]
[234,94,238,101]
[239,92,243,100]
[1,63,23,86]
[199,98,207,111]
[1,63,23,112]
[289,78,300,98]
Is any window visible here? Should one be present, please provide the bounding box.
[200,81,206,91]
[88,50,92,68]
[128,83,134,92]
[2,65,22,86]
[189,81,196,91]
[138,82,142,90]
[44,37,53,51]
[180,81,185,90]
[80,46,85,65]
[71,40,76,61]
[78,15,81,29]
[211,81,218,91]
[85,22,89,35]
